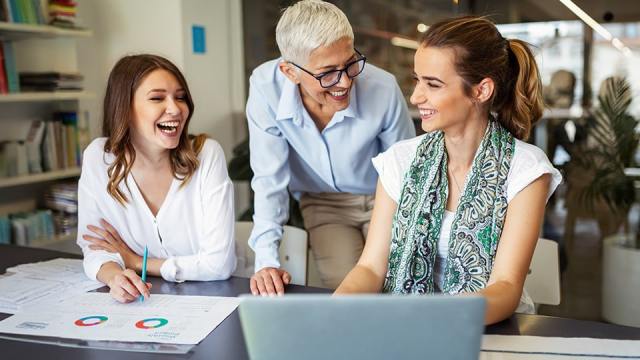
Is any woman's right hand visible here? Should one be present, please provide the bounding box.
[106,268,152,303]
[250,267,291,296]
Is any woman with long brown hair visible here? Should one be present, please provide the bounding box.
[77,54,236,303]
[336,16,561,324]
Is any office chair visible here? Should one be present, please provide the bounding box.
[524,238,561,306]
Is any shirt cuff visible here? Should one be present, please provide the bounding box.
[253,245,281,272]
[84,252,125,282]
[160,257,184,283]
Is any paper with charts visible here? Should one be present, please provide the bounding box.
[0,293,240,345]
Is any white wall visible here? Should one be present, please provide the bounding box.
[75,0,249,215]
[76,0,245,158]
[181,0,246,156]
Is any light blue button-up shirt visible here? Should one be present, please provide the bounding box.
[246,58,415,271]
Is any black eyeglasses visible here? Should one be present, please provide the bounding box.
[290,49,367,88]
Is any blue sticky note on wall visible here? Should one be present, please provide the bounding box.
[192,25,206,54]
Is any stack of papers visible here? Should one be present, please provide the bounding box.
[0,258,102,314]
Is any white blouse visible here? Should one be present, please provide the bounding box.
[372,133,562,313]
[77,138,237,283]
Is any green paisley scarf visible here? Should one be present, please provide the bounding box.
[383,120,514,294]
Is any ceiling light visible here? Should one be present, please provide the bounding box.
[390,37,419,50]
[557,0,632,57]
[417,23,428,33]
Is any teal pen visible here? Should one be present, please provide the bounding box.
[139,246,148,302]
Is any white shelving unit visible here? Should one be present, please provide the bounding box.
[0,21,90,249]
[0,91,93,103]
[0,167,81,189]
[0,21,92,38]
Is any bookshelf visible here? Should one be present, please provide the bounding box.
[0,4,88,248]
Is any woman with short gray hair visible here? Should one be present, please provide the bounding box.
[275,0,354,65]
[245,0,415,295]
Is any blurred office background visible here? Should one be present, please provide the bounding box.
[0,0,638,326]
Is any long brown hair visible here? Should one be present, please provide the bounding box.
[420,16,544,140]
[102,54,206,205]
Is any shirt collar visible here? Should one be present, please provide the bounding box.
[275,78,301,122]
[275,76,361,125]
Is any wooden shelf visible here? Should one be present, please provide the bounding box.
[0,167,81,189]
[0,91,94,103]
[0,22,92,39]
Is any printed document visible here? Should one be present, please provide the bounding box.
[0,293,240,344]
[0,258,102,314]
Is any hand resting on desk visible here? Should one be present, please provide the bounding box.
[250,267,291,296]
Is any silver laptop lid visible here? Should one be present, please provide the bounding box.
[239,294,486,360]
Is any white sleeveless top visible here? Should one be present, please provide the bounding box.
[372,134,562,314]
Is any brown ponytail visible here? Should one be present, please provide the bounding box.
[420,16,544,140]
[499,39,544,140]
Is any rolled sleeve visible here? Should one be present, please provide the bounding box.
[372,152,401,203]
[159,257,180,282]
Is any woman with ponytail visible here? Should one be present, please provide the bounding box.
[336,16,561,324]
[77,54,236,303]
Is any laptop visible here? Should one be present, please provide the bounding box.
[239,294,486,360]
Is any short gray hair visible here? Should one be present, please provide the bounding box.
[276,0,354,66]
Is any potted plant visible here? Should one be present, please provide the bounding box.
[571,76,640,326]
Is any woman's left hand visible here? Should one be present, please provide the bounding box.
[84,219,141,270]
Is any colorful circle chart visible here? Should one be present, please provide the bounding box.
[135,318,169,329]
[74,315,108,327]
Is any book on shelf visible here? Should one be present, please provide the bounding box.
[0,0,50,25]
[0,1,8,23]
[25,119,45,173]
[61,111,79,166]
[20,0,36,24]
[1,41,20,93]
[41,119,58,171]
[55,117,66,169]
[0,111,81,177]
[0,43,7,94]
[6,209,56,246]
[0,143,5,178]
[19,71,83,91]
[8,0,21,23]
[0,215,10,244]
[2,140,28,177]
[49,0,76,28]
[40,111,80,171]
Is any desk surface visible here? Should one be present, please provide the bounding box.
[1,245,639,359]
